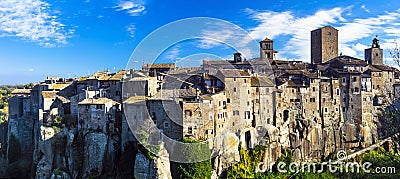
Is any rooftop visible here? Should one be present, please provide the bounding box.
[11,89,31,95]
[78,98,119,105]
[142,63,176,69]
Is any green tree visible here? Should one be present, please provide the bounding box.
[171,138,212,179]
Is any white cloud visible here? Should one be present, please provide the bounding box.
[28,68,34,72]
[126,23,136,38]
[165,45,181,60]
[361,5,370,13]
[337,9,400,58]
[246,7,400,62]
[115,0,145,16]
[196,21,259,58]
[197,29,235,49]
[246,7,346,61]
[0,0,73,47]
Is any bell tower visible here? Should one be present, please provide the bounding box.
[365,36,383,65]
[260,37,278,61]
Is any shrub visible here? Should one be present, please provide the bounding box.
[171,138,212,179]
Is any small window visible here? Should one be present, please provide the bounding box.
[233,87,237,92]
[96,105,103,110]
[164,122,170,128]
[185,110,192,117]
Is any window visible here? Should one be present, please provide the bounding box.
[248,90,250,94]
[227,98,230,103]
[336,89,340,95]
[245,111,251,119]
[310,98,316,103]
[234,78,236,81]
[353,77,357,82]
[233,87,237,92]
[116,91,121,96]
[354,87,359,92]
[164,122,170,128]
[256,88,259,93]
[185,110,192,117]
[96,105,103,110]
[313,87,316,91]
[188,127,193,134]
[244,79,247,83]
[324,108,328,113]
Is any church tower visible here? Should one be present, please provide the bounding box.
[311,26,338,64]
[365,36,383,65]
[260,37,278,61]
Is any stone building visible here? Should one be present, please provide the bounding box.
[311,26,339,64]
[78,98,121,134]
[8,89,32,119]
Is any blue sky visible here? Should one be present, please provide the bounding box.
[1,0,400,85]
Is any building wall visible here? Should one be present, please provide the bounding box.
[146,100,183,140]
[311,26,338,64]
[182,99,215,140]
[365,48,383,65]
[78,101,119,134]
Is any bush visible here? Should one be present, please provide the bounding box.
[226,145,266,178]
[171,138,212,179]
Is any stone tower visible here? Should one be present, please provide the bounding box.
[260,37,278,61]
[365,36,383,65]
[311,26,338,64]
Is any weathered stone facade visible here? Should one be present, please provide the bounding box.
[3,25,400,179]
